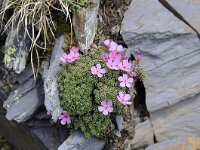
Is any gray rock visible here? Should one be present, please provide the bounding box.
[145,135,200,150]
[130,119,154,149]
[0,115,48,150]
[3,77,44,122]
[166,0,200,33]
[114,115,124,137]
[31,121,61,150]
[4,23,31,74]
[115,115,124,131]
[58,131,106,150]
[150,93,200,142]
[121,0,200,147]
[44,36,65,121]
[121,0,200,113]
[72,0,100,54]
[14,64,34,84]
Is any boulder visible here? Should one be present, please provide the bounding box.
[43,36,65,121]
[130,119,154,149]
[4,23,31,74]
[3,77,44,122]
[31,121,61,150]
[145,135,200,150]
[166,0,200,33]
[121,0,200,113]
[150,93,200,142]
[121,0,200,147]
[72,0,100,54]
[58,131,106,150]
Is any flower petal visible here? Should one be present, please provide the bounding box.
[123,74,128,79]
[126,82,132,88]
[60,118,67,125]
[124,94,131,101]
[96,64,101,69]
[108,106,113,112]
[97,73,103,78]
[127,78,134,83]
[107,101,113,107]
[100,68,106,74]
[98,106,104,112]
[91,67,97,74]
[66,118,71,124]
[120,82,126,87]
[103,109,109,116]
[118,76,124,82]
[101,101,107,107]
[59,115,64,120]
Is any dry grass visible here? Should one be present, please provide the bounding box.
[0,0,90,78]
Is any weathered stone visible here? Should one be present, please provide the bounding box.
[166,0,200,33]
[4,23,31,74]
[0,104,47,150]
[44,36,65,121]
[14,64,34,84]
[121,0,200,147]
[121,0,200,113]
[130,119,154,149]
[145,135,200,150]
[150,93,200,142]
[72,0,100,54]
[114,115,124,137]
[3,77,44,122]
[31,121,61,150]
[58,131,106,150]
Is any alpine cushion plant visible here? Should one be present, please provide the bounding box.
[57,40,144,138]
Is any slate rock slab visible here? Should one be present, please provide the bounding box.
[130,119,154,149]
[4,23,31,74]
[145,135,200,150]
[3,77,44,122]
[121,0,200,113]
[72,0,100,54]
[31,121,61,150]
[150,93,200,142]
[58,131,106,150]
[44,36,65,121]
[121,0,200,147]
[166,0,200,33]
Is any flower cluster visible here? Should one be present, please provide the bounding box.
[90,39,143,116]
[60,46,80,64]
[56,41,143,137]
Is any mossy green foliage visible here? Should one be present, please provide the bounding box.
[57,48,128,138]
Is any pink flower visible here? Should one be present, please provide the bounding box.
[70,46,79,53]
[118,60,132,72]
[116,45,123,53]
[59,111,71,125]
[104,39,110,47]
[124,55,129,60]
[109,51,122,61]
[98,101,113,116]
[109,41,118,51]
[67,51,80,63]
[106,59,119,70]
[128,71,137,77]
[117,91,132,105]
[91,64,106,77]
[102,53,109,62]
[118,74,134,88]
[135,54,143,62]
[60,53,68,64]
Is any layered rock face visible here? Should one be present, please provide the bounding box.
[121,0,200,149]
